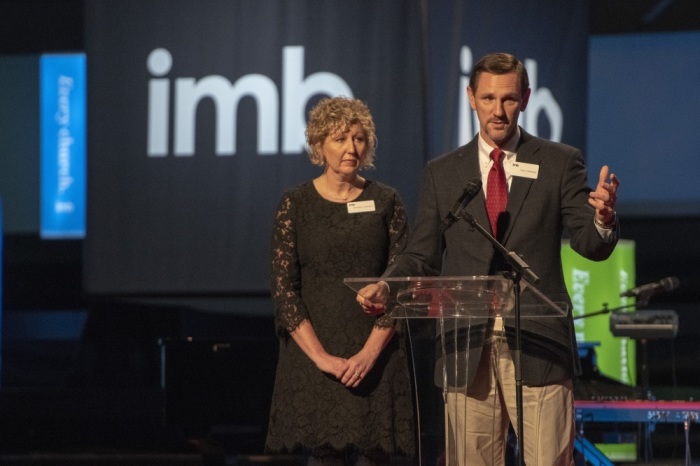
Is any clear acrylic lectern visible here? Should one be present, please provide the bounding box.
[345,275,568,466]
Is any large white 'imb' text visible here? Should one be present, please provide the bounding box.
[147,47,353,157]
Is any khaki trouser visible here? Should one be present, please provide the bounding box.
[444,325,575,466]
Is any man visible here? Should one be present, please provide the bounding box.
[356,52,620,465]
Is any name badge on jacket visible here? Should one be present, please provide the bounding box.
[512,161,539,179]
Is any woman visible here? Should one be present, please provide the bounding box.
[265,97,415,466]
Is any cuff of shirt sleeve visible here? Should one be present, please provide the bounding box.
[594,212,617,242]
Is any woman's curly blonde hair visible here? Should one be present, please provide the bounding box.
[305,96,377,168]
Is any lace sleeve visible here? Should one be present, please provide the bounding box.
[270,191,309,336]
[387,192,410,267]
[375,191,410,329]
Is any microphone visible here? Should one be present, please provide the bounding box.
[620,276,680,298]
[441,178,483,229]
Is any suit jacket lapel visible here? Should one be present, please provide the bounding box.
[457,140,491,230]
[502,130,541,243]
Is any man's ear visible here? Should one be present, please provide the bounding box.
[520,87,532,111]
[467,86,476,110]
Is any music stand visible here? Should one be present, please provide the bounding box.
[345,276,567,466]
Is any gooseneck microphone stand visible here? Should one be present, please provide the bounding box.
[573,302,638,320]
[456,210,539,466]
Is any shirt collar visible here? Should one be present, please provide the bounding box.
[478,127,521,166]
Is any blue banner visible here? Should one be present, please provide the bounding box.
[40,54,86,239]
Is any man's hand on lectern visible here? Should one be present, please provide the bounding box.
[356,281,390,315]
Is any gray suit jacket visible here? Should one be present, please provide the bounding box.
[385,129,619,387]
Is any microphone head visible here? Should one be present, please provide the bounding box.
[465,178,482,194]
[661,276,680,291]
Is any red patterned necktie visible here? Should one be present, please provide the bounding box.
[486,148,507,237]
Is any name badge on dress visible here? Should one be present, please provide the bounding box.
[347,200,375,214]
[511,161,539,179]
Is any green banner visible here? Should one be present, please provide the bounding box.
[562,239,636,385]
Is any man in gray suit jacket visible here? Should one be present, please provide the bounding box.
[357,53,620,465]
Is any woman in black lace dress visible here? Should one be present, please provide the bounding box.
[265,97,415,466]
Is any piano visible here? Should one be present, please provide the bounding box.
[574,400,700,465]
[575,400,700,425]
[573,328,690,465]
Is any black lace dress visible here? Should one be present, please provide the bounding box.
[265,180,415,459]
